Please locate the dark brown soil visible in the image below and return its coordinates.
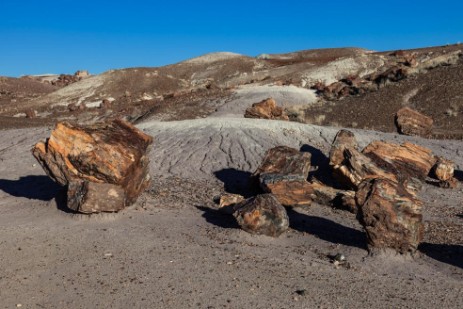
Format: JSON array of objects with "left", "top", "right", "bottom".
[{"left": 304, "top": 60, "right": 463, "bottom": 139}]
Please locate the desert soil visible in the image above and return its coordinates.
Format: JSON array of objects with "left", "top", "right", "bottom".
[
  {"left": 0, "top": 119, "right": 462, "bottom": 308},
  {"left": 1, "top": 45, "right": 462, "bottom": 308}
]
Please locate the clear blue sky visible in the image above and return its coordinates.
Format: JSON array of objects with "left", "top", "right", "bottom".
[{"left": 1, "top": 0, "right": 462, "bottom": 77}]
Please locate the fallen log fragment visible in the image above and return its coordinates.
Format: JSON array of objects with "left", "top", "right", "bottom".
[
  {"left": 254, "top": 146, "right": 312, "bottom": 206},
  {"left": 356, "top": 178, "right": 424, "bottom": 255},
  {"left": 306, "top": 181, "right": 357, "bottom": 213},
  {"left": 362, "top": 141, "right": 436, "bottom": 181},
  {"left": 395, "top": 107, "right": 433, "bottom": 137},
  {"left": 32, "top": 119, "right": 153, "bottom": 213},
  {"left": 233, "top": 194, "right": 289, "bottom": 237},
  {"left": 431, "top": 157, "right": 457, "bottom": 188}
]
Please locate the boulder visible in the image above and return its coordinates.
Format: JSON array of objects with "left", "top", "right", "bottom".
[
  {"left": 244, "top": 98, "right": 289, "bottom": 120},
  {"left": 356, "top": 178, "right": 424, "bottom": 254},
  {"left": 32, "top": 119, "right": 153, "bottom": 213},
  {"left": 254, "top": 146, "right": 312, "bottom": 206},
  {"left": 395, "top": 107, "right": 433, "bottom": 137},
  {"left": 363, "top": 141, "right": 436, "bottom": 181},
  {"left": 233, "top": 194, "right": 289, "bottom": 237}
]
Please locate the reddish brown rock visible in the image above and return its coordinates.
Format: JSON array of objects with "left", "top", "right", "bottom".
[
  {"left": 356, "top": 178, "right": 424, "bottom": 254},
  {"left": 25, "top": 109, "right": 37, "bottom": 118},
  {"left": 32, "top": 119, "right": 153, "bottom": 213},
  {"left": 331, "top": 146, "right": 397, "bottom": 190},
  {"left": 432, "top": 157, "right": 455, "bottom": 181},
  {"left": 233, "top": 194, "right": 289, "bottom": 237},
  {"left": 244, "top": 98, "right": 289, "bottom": 121},
  {"left": 431, "top": 157, "right": 457, "bottom": 188},
  {"left": 329, "top": 129, "right": 358, "bottom": 167},
  {"left": 395, "top": 107, "right": 433, "bottom": 137},
  {"left": 218, "top": 193, "right": 245, "bottom": 214},
  {"left": 363, "top": 141, "right": 436, "bottom": 181},
  {"left": 254, "top": 146, "right": 312, "bottom": 206}
]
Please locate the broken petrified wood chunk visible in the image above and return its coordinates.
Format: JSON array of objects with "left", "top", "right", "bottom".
[
  {"left": 306, "top": 181, "right": 357, "bottom": 213},
  {"left": 233, "top": 194, "right": 289, "bottom": 237},
  {"left": 362, "top": 141, "right": 436, "bottom": 181},
  {"left": 329, "top": 129, "right": 358, "bottom": 167},
  {"left": 218, "top": 193, "right": 245, "bottom": 214},
  {"left": 254, "top": 146, "right": 312, "bottom": 206},
  {"left": 244, "top": 98, "right": 289, "bottom": 121},
  {"left": 32, "top": 119, "right": 153, "bottom": 213},
  {"left": 331, "top": 146, "right": 397, "bottom": 190},
  {"left": 395, "top": 107, "right": 433, "bottom": 137},
  {"left": 431, "top": 157, "right": 457, "bottom": 188},
  {"left": 67, "top": 181, "right": 126, "bottom": 213},
  {"left": 356, "top": 178, "right": 424, "bottom": 255}
]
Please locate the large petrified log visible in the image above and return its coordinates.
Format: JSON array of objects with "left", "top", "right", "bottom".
[
  {"left": 395, "top": 107, "right": 433, "bottom": 137},
  {"left": 331, "top": 145, "right": 398, "bottom": 190},
  {"left": 32, "top": 119, "right": 153, "bottom": 213},
  {"left": 233, "top": 194, "right": 289, "bottom": 237},
  {"left": 244, "top": 98, "right": 289, "bottom": 121},
  {"left": 254, "top": 146, "right": 312, "bottom": 206},
  {"left": 362, "top": 141, "right": 436, "bottom": 181},
  {"left": 356, "top": 178, "right": 424, "bottom": 254}
]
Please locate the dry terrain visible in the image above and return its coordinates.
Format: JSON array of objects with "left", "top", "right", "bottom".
[{"left": 0, "top": 45, "right": 462, "bottom": 308}]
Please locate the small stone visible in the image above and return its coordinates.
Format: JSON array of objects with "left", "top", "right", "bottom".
[{"left": 218, "top": 193, "right": 244, "bottom": 214}]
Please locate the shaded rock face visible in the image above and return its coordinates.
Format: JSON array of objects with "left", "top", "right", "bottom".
[
  {"left": 244, "top": 98, "right": 289, "bottom": 120},
  {"left": 395, "top": 107, "right": 433, "bottom": 137},
  {"left": 356, "top": 178, "right": 424, "bottom": 254},
  {"left": 233, "top": 194, "right": 289, "bottom": 237},
  {"left": 253, "top": 146, "right": 312, "bottom": 206},
  {"left": 32, "top": 119, "right": 153, "bottom": 213}
]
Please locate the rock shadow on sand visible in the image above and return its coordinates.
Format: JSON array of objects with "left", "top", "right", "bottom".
[
  {"left": 419, "top": 243, "right": 463, "bottom": 269},
  {"left": 286, "top": 208, "right": 367, "bottom": 250},
  {"left": 0, "top": 175, "right": 61, "bottom": 201},
  {"left": 214, "top": 168, "right": 260, "bottom": 198},
  {"left": 0, "top": 175, "right": 73, "bottom": 213},
  {"left": 195, "top": 206, "right": 239, "bottom": 229}
]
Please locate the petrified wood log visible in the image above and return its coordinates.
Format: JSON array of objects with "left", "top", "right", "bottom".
[
  {"left": 331, "top": 146, "right": 397, "bottom": 190},
  {"left": 363, "top": 141, "right": 436, "bottom": 181},
  {"left": 233, "top": 194, "right": 289, "bottom": 237},
  {"left": 329, "top": 129, "right": 358, "bottom": 167},
  {"left": 356, "top": 178, "right": 424, "bottom": 255},
  {"left": 395, "top": 107, "right": 433, "bottom": 137},
  {"left": 32, "top": 119, "right": 153, "bottom": 213},
  {"left": 254, "top": 146, "right": 312, "bottom": 206},
  {"left": 244, "top": 98, "right": 289, "bottom": 121}
]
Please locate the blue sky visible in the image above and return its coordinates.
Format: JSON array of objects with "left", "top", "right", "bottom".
[{"left": 1, "top": 0, "right": 462, "bottom": 76}]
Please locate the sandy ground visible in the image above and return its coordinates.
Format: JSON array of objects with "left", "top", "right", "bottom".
[{"left": 0, "top": 119, "right": 462, "bottom": 308}]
